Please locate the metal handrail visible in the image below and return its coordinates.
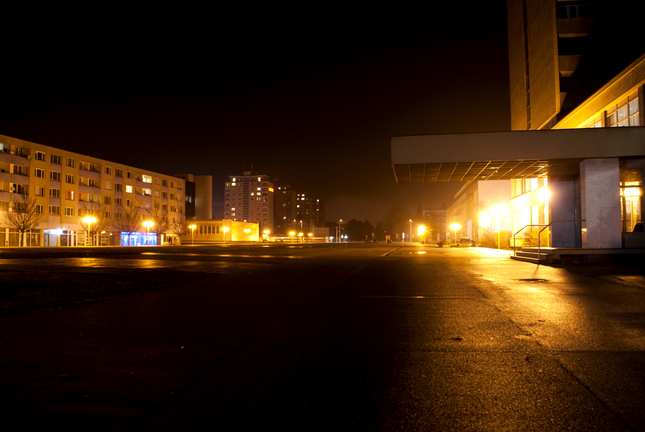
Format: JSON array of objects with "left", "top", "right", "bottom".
[
  {"left": 512, "top": 224, "right": 548, "bottom": 256},
  {"left": 537, "top": 219, "right": 585, "bottom": 259}
]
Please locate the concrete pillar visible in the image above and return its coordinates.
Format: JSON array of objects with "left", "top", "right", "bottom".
[
  {"left": 580, "top": 158, "right": 621, "bottom": 248},
  {"left": 548, "top": 175, "right": 579, "bottom": 247}
]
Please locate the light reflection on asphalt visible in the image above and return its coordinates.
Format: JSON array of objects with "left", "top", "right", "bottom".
[{"left": 0, "top": 257, "right": 259, "bottom": 272}]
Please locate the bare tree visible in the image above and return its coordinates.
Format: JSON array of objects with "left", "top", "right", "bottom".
[
  {"left": 146, "top": 203, "right": 169, "bottom": 245},
  {"left": 170, "top": 212, "right": 187, "bottom": 244},
  {"left": 5, "top": 194, "right": 42, "bottom": 247},
  {"left": 112, "top": 202, "right": 141, "bottom": 246}
]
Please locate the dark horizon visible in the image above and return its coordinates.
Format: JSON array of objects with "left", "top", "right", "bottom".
[{"left": 1, "top": 4, "right": 511, "bottom": 223}]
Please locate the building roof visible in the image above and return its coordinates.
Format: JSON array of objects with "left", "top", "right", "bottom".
[{"left": 391, "top": 127, "right": 645, "bottom": 183}]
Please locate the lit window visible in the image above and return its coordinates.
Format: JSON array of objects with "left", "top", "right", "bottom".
[{"left": 126, "top": 185, "right": 133, "bottom": 193}]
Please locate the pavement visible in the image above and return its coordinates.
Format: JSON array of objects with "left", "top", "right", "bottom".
[{"left": 1, "top": 243, "right": 644, "bottom": 431}]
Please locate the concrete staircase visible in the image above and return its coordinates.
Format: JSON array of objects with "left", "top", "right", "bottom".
[{"left": 511, "top": 247, "right": 554, "bottom": 264}]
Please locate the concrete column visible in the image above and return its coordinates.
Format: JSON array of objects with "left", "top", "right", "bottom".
[
  {"left": 548, "top": 175, "right": 578, "bottom": 247},
  {"left": 580, "top": 158, "right": 621, "bottom": 248}
]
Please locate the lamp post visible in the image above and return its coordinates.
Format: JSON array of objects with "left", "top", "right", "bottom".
[
  {"left": 490, "top": 205, "right": 508, "bottom": 249},
  {"left": 338, "top": 219, "right": 342, "bottom": 243},
  {"left": 188, "top": 224, "right": 196, "bottom": 245},
  {"left": 418, "top": 224, "right": 427, "bottom": 244},
  {"left": 222, "top": 226, "right": 230, "bottom": 243},
  {"left": 83, "top": 216, "right": 97, "bottom": 246},
  {"left": 450, "top": 223, "right": 461, "bottom": 245},
  {"left": 409, "top": 219, "right": 412, "bottom": 243},
  {"left": 143, "top": 220, "right": 154, "bottom": 245}
]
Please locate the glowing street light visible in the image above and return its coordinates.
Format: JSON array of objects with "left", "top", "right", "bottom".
[
  {"left": 188, "top": 224, "right": 196, "bottom": 245},
  {"left": 490, "top": 205, "right": 508, "bottom": 249},
  {"left": 409, "top": 219, "right": 412, "bottom": 243},
  {"left": 83, "top": 215, "right": 97, "bottom": 246},
  {"left": 143, "top": 220, "right": 154, "bottom": 245},
  {"left": 449, "top": 223, "right": 461, "bottom": 244},
  {"left": 83, "top": 216, "right": 97, "bottom": 246},
  {"left": 418, "top": 224, "right": 427, "bottom": 243},
  {"left": 222, "top": 226, "right": 230, "bottom": 243}
]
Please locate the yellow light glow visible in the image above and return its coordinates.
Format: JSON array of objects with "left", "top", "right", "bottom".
[
  {"left": 244, "top": 228, "right": 251, "bottom": 233},
  {"left": 143, "top": 220, "right": 154, "bottom": 228},
  {"left": 479, "top": 212, "right": 492, "bottom": 227},
  {"left": 83, "top": 216, "right": 97, "bottom": 224},
  {"left": 418, "top": 225, "right": 427, "bottom": 236},
  {"left": 308, "top": 233, "right": 313, "bottom": 237},
  {"left": 490, "top": 205, "right": 508, "bottom": 217},
  {"left": 298, "top": 232, "right": 303, "bottom": 237},
  {"left": 449, "top": 223, "right": 461, "bottom": 231},
  {"left": 537, "top": 187, "right": 551, "bottom": 202},
  {"left": 621, "top": 187, "right": 642, "bottom": 197},
  {"left": 188, "top": 224, "right": 196, "bottom": 230},
  {"left": 289, "top": 231, "right": 295, "bottom": 236},
  {"left": 222, "top": 227, "right": 230, "bottom": 233}
]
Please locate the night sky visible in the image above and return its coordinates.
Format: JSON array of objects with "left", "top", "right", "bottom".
[{"left": 2, "top": 5, "right": 510, "bottom": 223}]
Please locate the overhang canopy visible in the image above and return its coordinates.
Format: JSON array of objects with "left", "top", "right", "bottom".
[{"left": 391, "top": 127, "right": 645, "bottom": 183}]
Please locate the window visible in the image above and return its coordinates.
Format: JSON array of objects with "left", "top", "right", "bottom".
[
  {"left": 50, "top": 171, "right": 61, "bottom": 182},
  {"left": 162, "top": 179, "right": 168, "bottom": 187},
  {"left": 170, "top": 181, "right": 175, "bottom": 188},
  {"left": 115, "top": 183, "right": 123, "bottom": 191},
  {"left": 629, "top": 98, "right": 640, "bottom": 126},
  {"left": 51, "top": 154, "right": 61, "bottom": 164},
  {"left": 65, "top": 174, "right": 74, "bottom": 184},
  {"left": 34, "top": 151, "right": 46, "bottom": 161},
  {"left": 34, "top": 186, "right": 45, "bottom": 197},
  {"left": 104, "top": 211, "right": 111, "bottom": 219},
  {"left": 125, "top": 185, "right": 133, "bottom": 193},
  {"left": 127, "top": 171, "right": 133, "bottom": 179},
  {"left": 34, "top": 168, "right": 45, "bottom": 178},
  {"left": 104, "top": 196, "right": 112, "bottom": 205},
  {"left": 64, "top": 207, "right": 74, "bottom": 217},
  {"left": 49, "top": 188, "right": 60, "bottom": 198},
  {"left": 115, "top": 197, "right": 122, "bottom": 206},
  {"left": 49, "top": 205, "right": 60, "bottom": 215},
  {"left": 105, "top": 166, "right": 112, "bottom": 175},
  {"left": 65, "top": 190, "right": 75, "bottom": 200},
  {"left": 66, "top": 157, "right": 75, "bottom": 168},
  {"left": 104, "top": 181, "right": 112, "bottom": 190},
  {"left": 141, "top": 174, "right": 152, "bottom": 183},
  {"left": 115, "top": 169, "right": 123, "bottom": 177}
]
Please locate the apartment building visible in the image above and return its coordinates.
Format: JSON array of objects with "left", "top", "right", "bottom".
[
  {"left": 223, "top": 171, "right": 274, "bottom": 233},
  {"left": 0, "top": 134, "right": 185, "bottom": 247}
]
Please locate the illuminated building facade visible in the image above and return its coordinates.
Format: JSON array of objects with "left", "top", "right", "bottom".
[
  {"left": 223, "top": 170, "right": 274, "bottom": 233},
  {"left": 391, "top": 0, "right": 644, "bottom": 261},
  {"left": 0, "top": 133, "right": 186, "bottom": 247}
]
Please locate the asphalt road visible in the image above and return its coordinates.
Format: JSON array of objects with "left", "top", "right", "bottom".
[{"left": 1, "top": 244, "right": 645, "bottom": 431}]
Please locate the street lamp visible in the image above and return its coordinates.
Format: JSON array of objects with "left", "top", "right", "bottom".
[
  {"left": 338, "top": 219, "right": 342, "bottom": 243},
  {"left": 418, "top": 224, "right": 427, "bottom": 243},
  {"left": 222, "top": 226, "right": 230, "bottom": 243},
  {"left": 83, "top": 215, "right": 96, "bottom": 246},
  {"left": 490, "top": 205, "right": 508, "bottom": 249},
  {"left": 409, "top": 219, "right": 412, "bottom": 243},
  {"left": 188, "top": 224, "right": 196, "bottom": 245},
  {"left": 450, "top": 223, "right": 461, "bottom": 244},
  {"left": 143, "top": 220, "right": 154, "bottom": 245}
]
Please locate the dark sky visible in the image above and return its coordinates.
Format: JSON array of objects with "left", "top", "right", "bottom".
[{"left": 1, "top": 5, "right": 510, "bottom": 223}]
